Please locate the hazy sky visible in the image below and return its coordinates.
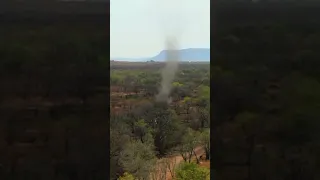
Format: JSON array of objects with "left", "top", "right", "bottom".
[{"left": 110, "top": 0, "right": 210, "bottom": 58}]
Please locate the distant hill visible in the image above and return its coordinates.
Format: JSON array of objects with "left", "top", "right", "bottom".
[
  {"left": 151, "top": 48, "right": 210, "bottom": 61},
  {"left": 113, "top": 48, "right": 210, "bottom": 62}
]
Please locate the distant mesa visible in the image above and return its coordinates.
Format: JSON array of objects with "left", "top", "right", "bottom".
[
  {"left": 152, "top": 48, "right": 210, "bottom": 62},
  {"left": 112, "top": 48, "right": 210, "bottom": 62}
]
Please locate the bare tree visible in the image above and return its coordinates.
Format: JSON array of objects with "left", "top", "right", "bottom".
[{"left": 177, "top": 128, "right": 201, "bottom": 163}]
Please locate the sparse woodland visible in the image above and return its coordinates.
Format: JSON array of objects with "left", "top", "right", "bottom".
[{"left": 110, "top": 62, "right": 210, "bottom": 180}]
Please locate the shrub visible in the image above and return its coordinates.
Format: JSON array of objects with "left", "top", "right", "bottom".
[
  {"left": 118, "top": 172, "right": 135, "bottom": 180},
  {"left": 175, "top": 162, "right": 210, "bottom": 180}
]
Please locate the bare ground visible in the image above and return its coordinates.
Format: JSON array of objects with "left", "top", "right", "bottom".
[{"left": 152, "top": 146, "right": 206, "bottom": 180}]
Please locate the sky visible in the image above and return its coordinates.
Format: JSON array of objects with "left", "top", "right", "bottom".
[{"left": 110, "top": 0, "right": 210, "bottom": 58}]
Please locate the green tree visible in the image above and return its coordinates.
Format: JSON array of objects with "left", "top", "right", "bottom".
[
  {"left": 110, "top": 117, "right": 132, "bottom": 179},
  {"left": 138, "top": 104, "right": 185, "bottom": 155},
  {"left": 118, "top": 172, "right": 136, "bottom": 180},
  {"left": 178, "top": 128, "right": 201, "bottom": 163},
  {"left": 118, "top": 140, "right": 156, "bottom": 179},
  {"left": 133, "top": 119, "right": 154, "bottom": 144},
  {"left": 194, "top": 85, "right": 210, "bottom": 128},
  {"left": 182, "top": 97, "right": 193, "bottom": 115},
  {"left": 200, "top": 129, "right": 210, "bottom": 160},
  {"left": 175, "top": 162, "right": 210, "bottom": 180}
]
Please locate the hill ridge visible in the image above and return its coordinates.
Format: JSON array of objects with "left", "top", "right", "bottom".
[{"left": 112, "top": 48, "right": 210, "bottom": 62}]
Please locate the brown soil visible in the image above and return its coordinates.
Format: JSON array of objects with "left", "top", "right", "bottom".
[
  {"left": 154, "top": 146, "right": 206, "bottom": 180},
  {"left": 199, "top": 160, "right": 210, "bottom": 169}
]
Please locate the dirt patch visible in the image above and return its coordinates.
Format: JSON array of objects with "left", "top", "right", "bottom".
[
  {"left": 153, "top": 146, "right": 206, "bottom": 180},
  {"left": 199, "top": 160, "right": 210, "bottom": 169}
]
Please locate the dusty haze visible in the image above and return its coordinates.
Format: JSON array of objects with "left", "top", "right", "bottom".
[
  {"left": 155, "top": 37, "right": 180, "bottom": 104},
  {"left": 153, "top": 0, "right": 186, "bottom": 104}
]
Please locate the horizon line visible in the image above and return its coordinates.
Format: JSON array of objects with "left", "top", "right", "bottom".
[{"left": 111, "top": 47, "right": 210, "bottom": 60}]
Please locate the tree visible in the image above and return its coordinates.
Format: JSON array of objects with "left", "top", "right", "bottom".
[
  {"left": 133, "top": 119, "right": 154, "bottom": 144},
  {"left": 110, "top": 118, "right": 132, "bottom": 179},
  {"left": 182, "top": 97, "right": 193, "bottom": 117},
  {"left": 171, "top": 81, "right": 185, "bottom": 101},
  {"left": 118, "top": 140, "right": 157, "bottom": 179},
  {"left": 175, "top": 162, "right": 210, "bottom": 180},
  {"left": 200, "top": 129, "right": 210, "bottom": 160},
  {"left": 118, "top": 172, "right": 135, "bottom": 180},
  {"left": 194, "top": 85, "right": 210, "bottom": 128},
  {"left": 178, "top": 128, "right": 201, "bottom": 163},
  {"left": 110, "top": 73, "right": 121, "bottom": 86},
  {"left": 138, "top": 104, "right": 185, "bottom": 155}
]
